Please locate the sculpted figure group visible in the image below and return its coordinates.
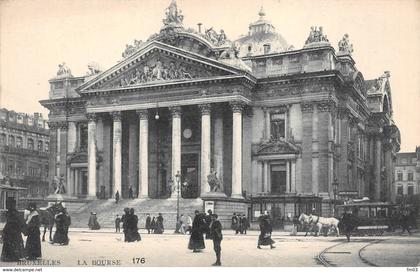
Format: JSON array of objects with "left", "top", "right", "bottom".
[
  {"left": 305, "top": 26, "right": 329, "bottom": 45},
  {"left": 204, "top": 28, "right": 227, "bottom": 46},
  {"left": 122, "top": 39, "right": 143, "bottom": 58},
  {"left": 56, "top": 62, "right": 72, "bottom": 77},
  {"left": 119, "top": 60, "right": 194, "bottom": 87}
]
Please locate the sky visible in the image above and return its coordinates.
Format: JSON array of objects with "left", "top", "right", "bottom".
[{"left": 0, "top": 0, "right": 419, "bottom": 152}]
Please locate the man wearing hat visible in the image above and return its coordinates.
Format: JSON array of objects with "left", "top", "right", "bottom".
[{"left": 210, "top": 213, "right": 223, "bottom": 266}]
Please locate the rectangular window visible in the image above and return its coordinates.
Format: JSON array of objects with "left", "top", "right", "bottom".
[
  {"left": 270, "top": 113, "right": 286, "bottom": 140},
  {"left": 397, "top": 172, "right": 403, "bottom": 181},
  {"left": 408, "top": 185, "right": 414, "bottom": 195},
  {"left": 270, "top": 164, "right": 286, "bottom": 194},
  {"left": 397, "top": 185, "right": 403, "bottom": 195},
  {"left": 408, "top": 172, "right": 413, "bottom": 181}
]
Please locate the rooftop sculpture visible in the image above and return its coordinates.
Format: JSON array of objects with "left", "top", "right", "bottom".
[
  {"left": 338, "top": 33, "right": 354, "bottom": 55},
  {"left": 305, "top": 26, "right": 329, "bottom": 45},
  {"left": 56, "top": 62, "right": 72, "bottom": 78}
]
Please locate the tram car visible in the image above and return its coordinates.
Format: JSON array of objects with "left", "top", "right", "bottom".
[{"left": 337, "top": 202, "right": 398, "bottom": 236}]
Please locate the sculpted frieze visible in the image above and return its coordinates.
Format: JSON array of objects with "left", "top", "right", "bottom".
[{"left": 259, "top": 83, "right": 334, "bottom": 98}]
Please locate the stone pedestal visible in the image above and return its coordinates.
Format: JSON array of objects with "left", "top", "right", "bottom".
[{"left": 201, "top": 195, "right": 248, "bottom": 229}]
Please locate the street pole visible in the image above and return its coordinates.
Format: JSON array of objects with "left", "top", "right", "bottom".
[
  {"left": 175, "top": 171, "right": 180, "bottom": 233},
  {"left": 332, "top": 180, "right": 338, "bottom": 217}
]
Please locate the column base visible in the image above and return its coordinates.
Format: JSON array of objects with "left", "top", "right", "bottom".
[
  {"left": 201, "top": 191, "right": 228, "bottom": 198},
  {"left": 230, "top": 194, "right": 244, "bottom": 199}
]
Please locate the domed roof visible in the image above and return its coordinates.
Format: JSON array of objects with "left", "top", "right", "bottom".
[{"left": 234, "top": 7, "right": 290, "bottom": 57}]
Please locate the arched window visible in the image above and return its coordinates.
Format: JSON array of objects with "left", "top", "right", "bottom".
[{"left": 27, "top": 138, "right": 34, "bottom": 150}]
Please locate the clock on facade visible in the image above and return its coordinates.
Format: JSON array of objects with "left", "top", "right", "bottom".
[{"left": 183, "top": 128, "right": 192, "bottom": 139}]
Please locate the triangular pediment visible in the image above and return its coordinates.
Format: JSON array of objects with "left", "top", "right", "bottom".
[{"left": 77, "top": 41, "right": 251, "bottom": 93}]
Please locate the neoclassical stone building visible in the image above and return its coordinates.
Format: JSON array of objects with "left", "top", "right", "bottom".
[{"left": 40, "top": 2, "right": 400, "bottom": 222}]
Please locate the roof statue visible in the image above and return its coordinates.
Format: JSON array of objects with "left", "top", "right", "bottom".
[
  {"left": 204, "top": 28, "right": 228, "bottom": 46},
  {"left": 86, "top": 62, "right": 102, "bottom": 76},
  {"left": 56, "top": 62, "right": 72, "bottom": 78},
  {"left": 162, "top": 0, "right": 184, "bottom": 27},
  {"left": 338, "top": 33, "right": 354, "bottom": 55},
  {"left": 305, "top": 26, "right": 329, "bottom": 46},
  {"left": 122, "top": 39, "right": 143, "bottom": 59}
]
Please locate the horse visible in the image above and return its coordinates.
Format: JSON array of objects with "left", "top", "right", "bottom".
[
  {"left": 38, "top": 202, "right": 66, "bottom": 242},
  {"left": 308, "top": 214, "right": 340, "bottom": 237},
  {"left": 298, "top": 213, "right": 320, "bottom": 236}
]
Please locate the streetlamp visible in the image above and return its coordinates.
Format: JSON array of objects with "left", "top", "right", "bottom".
[
  {"left": 175, "top": 171, "right": 181, "bottom": 233},
  {"left": 332, "top": 179, "right": 339, "bottom": 217}
]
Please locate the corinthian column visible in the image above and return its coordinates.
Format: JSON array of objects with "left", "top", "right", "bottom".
[
  {"left": 137, "top": 109, "right": 149, "bottom": 198},
  {"left": 87, "top": 113, "right": 97, "bottom": 198},
  {"left": 170, "top": 107, "right": 182, "bottom": 198},
  {"left": 230, "top": 101, "right": 244, "bottom": 198},
  {"left": 199, "top": 104, "right": 212, "bottom": 195},
  {"left": 213, "top": 105, "right": 224, "bottom": 190},
  {"left": 111, "top": 111, "right": 122, "bottom": 198}
]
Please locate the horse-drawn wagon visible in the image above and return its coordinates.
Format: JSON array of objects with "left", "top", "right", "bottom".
[{"left": 337, "top": 202, "right": 397, "bottom": 236}]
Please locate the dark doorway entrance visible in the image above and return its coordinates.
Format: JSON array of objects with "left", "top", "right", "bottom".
[
  {"left": 271, "top": 164, "right": 286, "bottom": 194},
  {"left": 81, "top": 170, "right": 88, "bottom": 195},
  {"left": 181, "top": 153, "right": 199, "bottom": 198}
]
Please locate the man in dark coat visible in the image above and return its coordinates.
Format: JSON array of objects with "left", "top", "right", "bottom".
[
  {"left": 257, "top": 211, "right": 275, "bottom": 249},
  {"left": 115, "top": 215, "right": 121, "bottom": 233},
  {"left": 115, "top": 191, "right": 120, "bottom": 204},
  {"left": 1, "top": 203, "right": 25, "bottom": 262},
  {"left": 210, "top": 214, "right": 223, "bottom": 266},
  {"left": 145, "top": 214, "right": 151, "bottom": 234},
  {"left": 231, "top": 213, "right": 239, "bottom": 234},
  {"left": 240, "top": 214, "right": 249, "bottom": 234},
  {"left": 24, "top": 203, "right": 41, "bottom": 260},
  {"left": 88, "top": 212, "right": 101, "bottom": 230},
  {"left": 188, "top": 210, "right": 206, "bottom": 252},
  {"left": 204, "top": 210, "right": 213, "bottom": 239},
  {"left": 339, "top": 212, "right": 358, "bottom": 242},
  {"left": 128, "top": 186, "right": 134, "bottom": 200}
]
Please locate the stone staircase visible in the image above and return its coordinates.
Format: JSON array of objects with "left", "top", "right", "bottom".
[{"left": 69, "top": 198, "right": 203, "bottom": 229}]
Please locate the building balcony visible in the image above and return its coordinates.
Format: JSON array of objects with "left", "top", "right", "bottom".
[{"left": 0, "top": 145, "right": 48, "bottom": 157}]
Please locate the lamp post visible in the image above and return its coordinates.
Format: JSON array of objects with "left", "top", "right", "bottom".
[
  {"left": 175, "top": 171, "right": 181, "bottom": 233},
  {"left": 332, "top": 179, "right": 339, "bottom": 217}
]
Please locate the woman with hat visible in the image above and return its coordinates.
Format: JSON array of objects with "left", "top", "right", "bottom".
[
  {"left": 24, "top": 203, "right": 41, "bottom": 259},
  {"left": 1, "top": 201, "right": 25, "bottom": 262}
]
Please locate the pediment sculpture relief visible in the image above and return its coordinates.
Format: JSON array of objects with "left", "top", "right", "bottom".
[{"left": 257, "top": 139, "right": 300, "bottom": 155}]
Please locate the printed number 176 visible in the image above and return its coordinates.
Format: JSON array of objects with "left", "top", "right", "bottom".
[{"left": 133, "top": 257, "right": 146, "bottom": 264}]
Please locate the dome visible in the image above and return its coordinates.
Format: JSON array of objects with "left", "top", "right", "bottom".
[{"left": 234, "top": 7, "right": 290, "bottom": 58}]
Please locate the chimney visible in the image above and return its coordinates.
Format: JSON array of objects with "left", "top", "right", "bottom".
[{"left": 198, "top": 23, "right": 202, "bottom": 33}]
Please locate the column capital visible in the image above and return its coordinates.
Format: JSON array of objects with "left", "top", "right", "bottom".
[
  {"left": 198, "top": 103, "right": 212, "bottom": 115},
  {"left": 301, "top": 102, "right": 314, "bottom": 113},
  {"left": 47, "top": 121, "right": 59, "bottom": 130},
  {"left": 169, "top": 106, "right": 182, "bottom": 118},
  {"left": 316, "top": 100, "right": 336, "bottom": 112},
  {"left": 110, "top": 111, "right": 122, "bottom": 121},
  {"left": 136, "top": 109, "right": 149, "bottom": 120},
  {"left": 86, "top": 113, "right": 97, "bottom": 122},
  {"left": 229, "top": 101, "right": 245, "bottom": 113}
]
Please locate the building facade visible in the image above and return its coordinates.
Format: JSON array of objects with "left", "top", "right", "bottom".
[
  {"left": 40, "top": 2, "right": 400, "bottom": 218},
  {"left": 0, "top": 108, "right": 50, "bottom": 199},
  {"left": 395, "top": 147, "right": 420, "bottom": 201}
]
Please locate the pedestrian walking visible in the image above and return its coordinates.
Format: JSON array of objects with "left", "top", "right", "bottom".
[
  {"left": 115, "top": 215, "right": 121, "bottom": 233},
  {"left": 24, "top": 203, "right": 41, "bottom": 260},
  {"left": 122, "top": 208, "right": 130, "bottom": 242},
  {"left": 145, "top": 214, "right": 152, "bottom": 234},
  {"left": 257, "top": 211, "right": 275, "bottom": 249},
  {"left": 88, "top": 212, "right": 101, "bottom": 230},
  {"left": 128, "top": 186, "right": 134, "bottom": 200},
  {"left": 188, "top": 210, "right": 206, "bottom": 252},
  {"left": 231, "top": 213, "right": 240, "bottom": 234},
  {"left": 400, "top": 211, "right": 412, "bottom": 235},
  {"left": 205, "top": 210, "right": 213, "bottom": 239},
  {"left": 240, "top": 214, "right": 249, "bottom": 234},
  {"left": 210, "top": 214, "right": 223, "bottom": 266},
  {"left": 154, "top": 213, "right": 164, "bottom": 234},
  {"left": 291, "top": 215, "right": 299, "bottom": 236},
  {"left": 126, "top": 208, "right": 141, "bottom": 242},
  {"left": 150, "top": 216, "right": 156, "bottom": 233},
  {"left": 52, "top": 211, "right": 70, "bottom": 245},
  {"left": 1, "top": 202, "right": 25, "bottom": 262},
  {"left": 115, "top": 190, "right": 120, "bottom": 204}
]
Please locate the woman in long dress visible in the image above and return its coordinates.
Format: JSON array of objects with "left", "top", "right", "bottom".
[
  {"left": 257, "top": 211, "right": 275, "bottom": 249},
  {"left": 24, "top": 203, "right": 41, "bottom": 260},
  {"left": 188, "top": 210, "right": 206, "bottom": 252},
  {"left": 126, "top": 208, "right": 141, "bottom": 242},
  {"left": 1, "top": 204, "right": 25, "bottom": 262},
  {"left": 154, "top": 213, "right": 164, "bottom": 234},
  {"left": 52, "top": 212, "right": 69, "bottom": 245}
]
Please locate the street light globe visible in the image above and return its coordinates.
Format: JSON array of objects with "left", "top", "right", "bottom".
[{"left": 155, "top": 113, "right": 160, "bottom": 120}]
